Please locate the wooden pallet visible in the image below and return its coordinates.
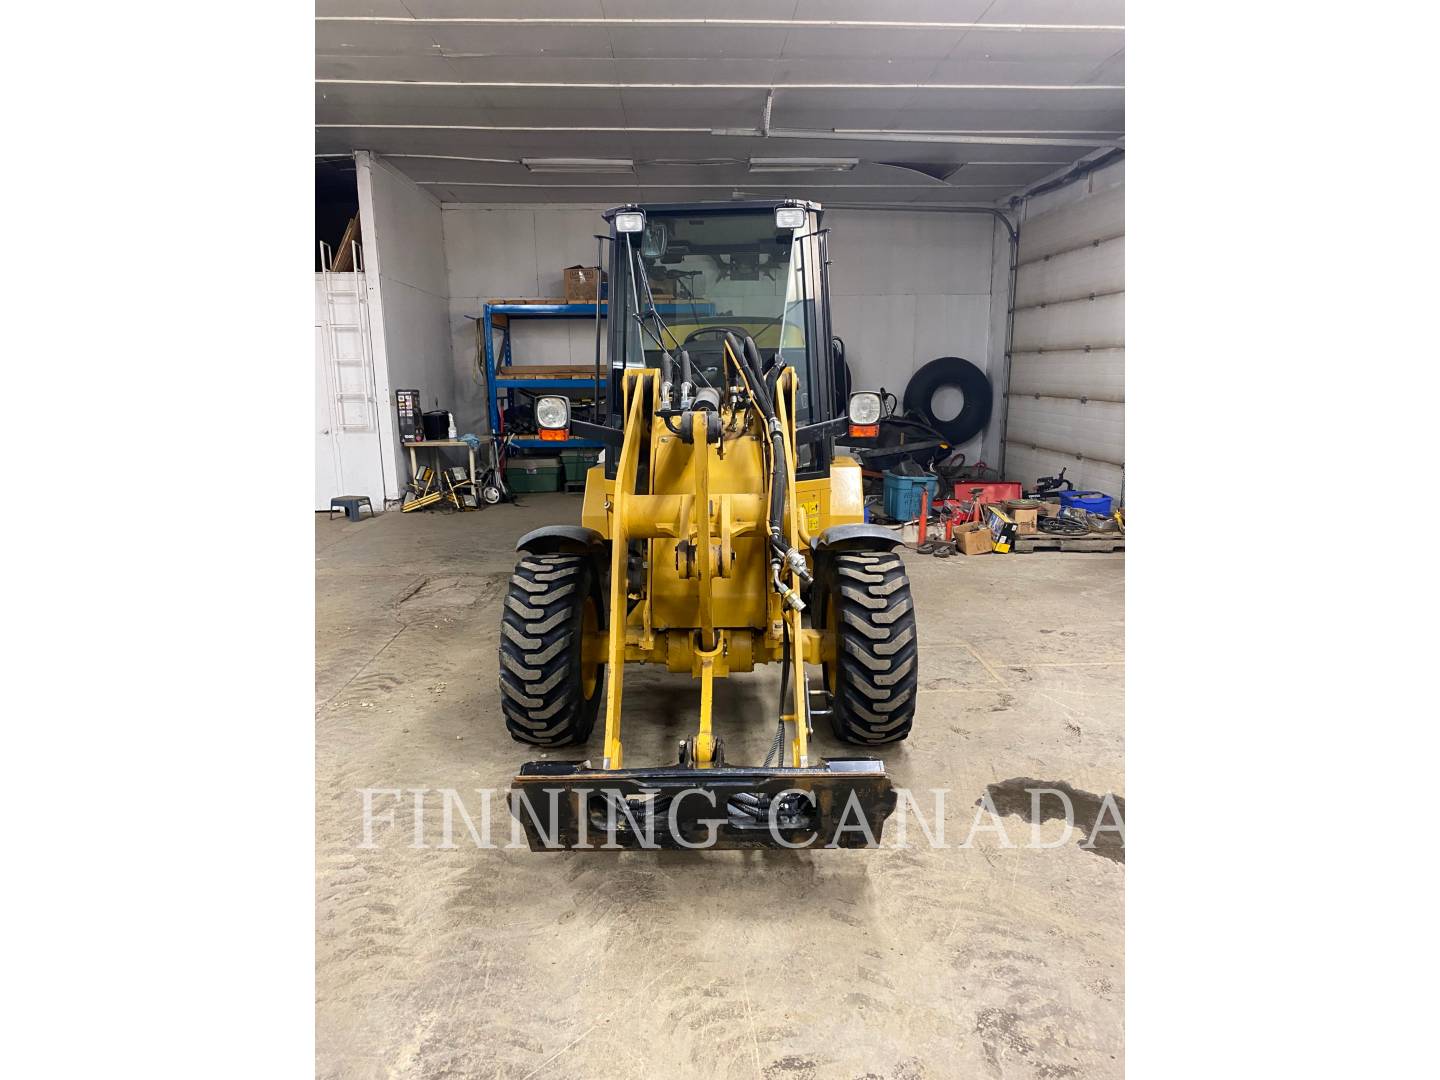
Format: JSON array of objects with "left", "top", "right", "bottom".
[{"left": 1013, "top": 532, "right": 1125, "bottom": 553}]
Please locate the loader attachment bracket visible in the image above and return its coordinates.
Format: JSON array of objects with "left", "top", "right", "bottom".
[{"left": 509, "top": 758, "right": 897, "bottom": 851}]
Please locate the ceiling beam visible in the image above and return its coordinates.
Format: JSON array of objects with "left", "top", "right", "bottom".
[
  {"left": 319, "top": 154, "right": 1070, "bottom": 169},
  {"left": 318, "top": 79, "right": 1122, "bottom": 91},
  {"left": 316, "top": 124, "right": 1119, "bottom": 150},
  {"left": 316, "top": 17, "right": 1123, "bottom": 32},
  {"left": 316, "top": 124, "right": 709, "bottom": 132},
  {"left": 411, "top": 182, "right": 1010, "bottom": 189}
]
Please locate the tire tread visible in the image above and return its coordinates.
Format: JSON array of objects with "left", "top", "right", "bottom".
[
  {"left": 823, "top": 553, "right": 919, "bottom": 744},
  {"left": 497, "top": 553, "right": 601, "bottom": 747}
]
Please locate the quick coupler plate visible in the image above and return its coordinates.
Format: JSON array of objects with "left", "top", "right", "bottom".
[{"left": 509, "top": 758, "right": 898, "bottom": 851}]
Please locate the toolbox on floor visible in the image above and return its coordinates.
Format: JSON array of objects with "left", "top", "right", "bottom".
[
  {"left": 883, "top": 472, "right": 939, "bottom": 522},
  {"left": 1060, "top": 490, "right": 1113, "bottom": 516},
  {"left": 946, "top": 481, "right": 1022, "bottom": 505},
  {"left": 504, "top": 456, "right": 563, "bottom": 493}
]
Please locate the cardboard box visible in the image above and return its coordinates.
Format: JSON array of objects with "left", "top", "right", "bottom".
[
  {"left": 1010, "top": 506, "right": 1039, "bottom": 535},
  {"left": 1038, "top": 500, "right": 1062, "bottom": 519},
  {"left": 954, "top": 522, "right": 993, "bottom": 556},
  {"left": 563, "top": 265, "right": 607, "bottom": 302}
]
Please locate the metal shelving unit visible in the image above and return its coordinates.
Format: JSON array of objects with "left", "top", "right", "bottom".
[{"left": 479, "top": 299, "right": 714, "bottom": 450}]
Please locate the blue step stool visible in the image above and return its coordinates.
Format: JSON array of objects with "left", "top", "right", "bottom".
[{"left": 329, "top": 495, "right": 374, "bottom": 522}]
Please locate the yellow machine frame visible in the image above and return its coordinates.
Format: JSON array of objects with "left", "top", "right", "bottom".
[
  {"left": 577, "top": 357, "right": 864, "bottom": 772},
  {"left": 503, "top": 201, "right": 911, "bottom": 852}
]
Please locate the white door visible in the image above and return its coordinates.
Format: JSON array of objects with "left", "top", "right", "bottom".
[
  {"left": 316, "top": 324, "right": 342, "bottom": 507},
  {"left": 315, "top": 271, "right": 386, "bottom": 510}
]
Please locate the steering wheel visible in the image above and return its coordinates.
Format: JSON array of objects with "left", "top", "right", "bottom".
[{"left": 682, "top": 325, "right": 758, "bottom": 346}]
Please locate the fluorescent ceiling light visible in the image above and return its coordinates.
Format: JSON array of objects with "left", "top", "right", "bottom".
[
  {"left": 521, "top": 158, "right": 634, "bottom": 174},
  {"left": 715, "top": 127, "right": 1118, "bottom": 149},
  {"left": 748, "top": 157, "right": 858, "bottom": 173}
]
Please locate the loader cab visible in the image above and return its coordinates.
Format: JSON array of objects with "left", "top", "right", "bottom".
[{"left": 601, "top": 199, "right": 839, "bottom": 474}]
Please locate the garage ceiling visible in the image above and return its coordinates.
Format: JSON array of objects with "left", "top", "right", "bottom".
[{"left": 316, "top": 1, "right": 1124, "bottom": 206}]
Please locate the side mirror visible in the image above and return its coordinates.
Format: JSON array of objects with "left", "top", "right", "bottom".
[{"left": 641, "top": 220, "right": 668, "bottom": 259}]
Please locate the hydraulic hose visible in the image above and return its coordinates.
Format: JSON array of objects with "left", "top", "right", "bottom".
[
  {"left": 679, "top": 348, "right": 694, "bottom": 406},
  {"left": 660, "top": 348, "right": 707, "bottom": 439},
  {"left": 744, "top": 336, "right": 788, "bottom": 553},
  {"left": 725, "top": 334, "right": 784, "bottom": 546},
  {"left": 727, "top": 332, "right": 772, "bottom": 415},
  {"left": 659, "top": 348, "right": 675, "bottom": 403},
  {"left": 764, "top": 620, "right": 792, "bottom": 767},
  {"left": 724, "top": 333, "right": 810, "bottom": 603}
]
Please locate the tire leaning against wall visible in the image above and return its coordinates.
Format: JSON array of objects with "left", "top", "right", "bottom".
[{"left": 903, "top": 356, "right": 993, "bottom": 445}]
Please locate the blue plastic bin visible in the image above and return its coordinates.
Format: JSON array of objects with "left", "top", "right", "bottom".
[
  {"left": 1060, "top": 490, "right": 1113, "bottom": 516},
  {"left": 883, "top": 472, "right": 939, "bottom": 522}
]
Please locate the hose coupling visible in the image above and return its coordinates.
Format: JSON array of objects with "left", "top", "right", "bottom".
[
  {"left": 772, "top": 563, "right": 806, "bottom": 612},
  {"left": 782, "top": 546, "right": 813, "bottom": 584}
]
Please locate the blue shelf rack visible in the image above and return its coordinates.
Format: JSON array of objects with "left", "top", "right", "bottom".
[{"left": 478, "top": 300, "right": 714, "bottom": 451}]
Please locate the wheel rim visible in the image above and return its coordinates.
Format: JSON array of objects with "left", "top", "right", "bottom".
[{"left": 580, "top": 597, "right": 600, "bottom": 698}]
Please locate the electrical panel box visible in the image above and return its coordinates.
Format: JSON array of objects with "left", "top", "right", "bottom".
[{"left": 396, "top": 389, "right": 424, "bottom": 443}]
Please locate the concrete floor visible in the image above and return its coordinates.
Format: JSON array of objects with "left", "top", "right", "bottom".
[{"left": 317, "top": 495, "right": 1124, "bottom": 1080}]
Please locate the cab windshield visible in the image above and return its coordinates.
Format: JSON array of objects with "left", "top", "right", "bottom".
[{"left": 611, "top": 208, "right": 822, "bottom": 421}]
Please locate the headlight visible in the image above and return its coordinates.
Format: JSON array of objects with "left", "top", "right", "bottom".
[
  {"left": 774, "top": 206, "right": 806, "bottom": 230},
  {"left": 848, "top": 391, "right": 882, "bottom": 426},
  {"left": 847, "top": 391, "right": 881, "bottom": 438},
  {"left": 614, "top": 210, "right": 645, "bottom": 234},
  {"left": 535, "top": 396, "right": 570, "bottom": 430}
]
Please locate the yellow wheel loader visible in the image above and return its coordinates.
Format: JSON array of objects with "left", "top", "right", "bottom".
[{"left": 500, "top": 200, "right": 917, "bottom": 850}]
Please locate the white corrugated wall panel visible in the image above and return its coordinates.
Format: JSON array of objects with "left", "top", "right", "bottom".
[
  {"left": 1002, "top": 163, "right": 1125, "bottom": 499},
  {"left": 1011, "top": 292, "right": 1124, "bottom": 352},
  {"left": 1014, "top": 236, "right": 1124, "bottom": 307},
  {"left": 1004, "top": 445, "right": 1124, "bottom": 502},
  {"left": 1008, "top": 349, "right": 1124, "bottom": 401},
  {"left": 1006, "top": 396, "right": 1124, "bottom": 465},
  {"left": 1016, "top": 184, "right": 1124, "bottom": 262}
]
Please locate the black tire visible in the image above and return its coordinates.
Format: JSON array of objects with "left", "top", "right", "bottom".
[
  {"left": 817, "top": 552, "right": 919, "bottom": 744},
  {"left": 903, "top": 357, "right": 993, "bottom": 445},
  {"left": 498, "top": 552, "right": 603, "bottom": 746}
]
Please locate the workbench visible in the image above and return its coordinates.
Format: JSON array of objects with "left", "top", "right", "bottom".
[{"left": 404, "top": 438, "right": 489, "bottom": 493}]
